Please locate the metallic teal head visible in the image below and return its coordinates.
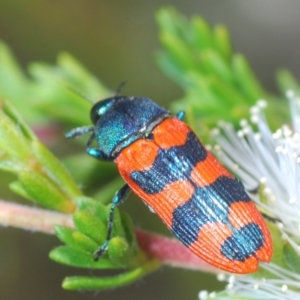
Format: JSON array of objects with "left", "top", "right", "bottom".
[{"left": 91, "top": 96, "right": 169, "bottom": 158}]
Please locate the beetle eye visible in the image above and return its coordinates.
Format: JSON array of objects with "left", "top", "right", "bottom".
[
  {"left": 90, "top": 98, "right": 116, "bottom": 124},
  {"left": 90, "top": 104, "right": 101, "bottom": 124}
]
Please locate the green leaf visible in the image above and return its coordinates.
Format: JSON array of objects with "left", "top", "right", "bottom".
[
  {"left": 32, "top": 141, "right": 82, "bottom": 198},
  {"left": 159, "top": 32, "right": 194, "bottom": 70},
  {"left": 57, "top": 52, "right": 109, "bottom": 97},
  {"left": 0, "top": 40, "right": 28, "bottom": 102},
  {"left": 72, "top": 231, "right": 99, "bottom": 253},
  {"left": 49, "top": 246, "right": 117, "bottom": 269},
  {"left": 54, "top": 225, "right": 77, "bottom": 246},
  {"left": 75, "top": 196, "right": 108, "bottom": 223},
  {"left": 0, "top": 102, "right": 33, "bottom": 161},
  {"left": 18, "top": 170, "right": 75, "bottom": 212},
  {"left": 62, "top": 260, "right": 161, "bottom": 291},
  {"left": 191, "top": 16, "right": 213, "bottom": 50},
  {"left": 9, "top": 181, "right": 32, "bottom": 199},
  {"left": 54, "top": 226, "right": 99, "bottom": 254},
  {"left": 73, "top": 210, "right": 106, "bottom": 244},
  {"left": 28, "top": 53, "right": 111, "bottom": 127},
  {"left": 0, "top": 99, "right": 82, "bottom": 212},
  {"left": 213, "top": 25, "right": 232, "bottom": 60},
  {"left": 276, "top": 69, "right": 300, "bottom": 95},
  {"left": 155, "top": 7, "right": 277, "bottom": 139},
  {"left": 108, "top": 237, "right": 131, "bottom": 267},
  {"left": 232, "top": 54, "right": 265, "bottom": 102},
  {"left": 120, "top": 212, "right": 140, "bottom": 256}
]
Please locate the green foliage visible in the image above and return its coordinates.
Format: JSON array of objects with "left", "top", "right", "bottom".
[
  {"left": 28, "top": 53, "right": 110, "bottom": 127},
  {"left": 0, "top": 40, "right": 110, "bottom": 126},
  {"left": 276, "top": 69, "right": 300, "bottom": 96},
  {"left": 62, "top": 259, "right": 161, "bottom": 291},
  {"left": 156, "top": 7, "right": 292, "bottom": 139},
  {"left": 50, "top": 197, "right": 159, "bottom": 291},
  {"left": 0, "top": 100, "right": 78, "bottom": 212}
]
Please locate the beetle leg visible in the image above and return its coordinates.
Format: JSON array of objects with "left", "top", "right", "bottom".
[
  {"left": 94, "top": 184, "right": 131, "bottom": 261},
  {"left": 65, "top": 126, "right": 94, "bottom": 139},
  {"left": 176, "top": 110, "right": 185, "bottom": 120},
  {"left": 85, "top": 132, "right": 112, "bottom": 161}
]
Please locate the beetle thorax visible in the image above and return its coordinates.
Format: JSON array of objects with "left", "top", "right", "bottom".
[{"left": 93, "top": 97, "right": 169, "bottom": 158}]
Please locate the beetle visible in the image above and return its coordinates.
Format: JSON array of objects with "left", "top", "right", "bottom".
[{"left": 66, "top": 95, "right": 273, "bottom": 274}]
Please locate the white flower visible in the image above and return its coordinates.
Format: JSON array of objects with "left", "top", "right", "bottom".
[{"left": 199, "top": 91, "right": 300, "bottom": 300}]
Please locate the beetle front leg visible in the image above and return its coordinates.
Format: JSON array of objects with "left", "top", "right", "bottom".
[
  {"left": 65, "top": 126, "right": 94, "bottom": 139},
  {"left": 94, "top": 184, "right": 131, "bottom": 261},
  {"left": 85, "top": 132, "right": 112, "bottom": 161}
]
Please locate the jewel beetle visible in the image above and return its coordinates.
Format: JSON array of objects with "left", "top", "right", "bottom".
[{"left": 66, "top": 95, "right": 273, "bottom": 274}]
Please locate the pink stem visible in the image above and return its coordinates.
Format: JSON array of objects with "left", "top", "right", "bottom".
[
  {"left": 0, "top": 200, "right": 216, "bottom": 272},
  {"left": 136, "top": 229, "right": 216, "bottom": 271},
  {"left": 0, "top": 200, "right": 73, "bottom": 234}
]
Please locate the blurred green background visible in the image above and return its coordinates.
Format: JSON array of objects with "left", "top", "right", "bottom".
[{"left": 1, "top": 1, "right": 300, "bottom": 299}]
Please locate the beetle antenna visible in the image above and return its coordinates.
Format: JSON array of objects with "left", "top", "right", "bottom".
[{"left": 115, "top": 81, "right": 127, "bottom": 96}]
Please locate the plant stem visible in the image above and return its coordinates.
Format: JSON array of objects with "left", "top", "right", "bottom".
[
  {"left": 0, "top": 200, "right": 216, "bottom": 272},
  {"left": 0, "top": 200, "right": 73, "bottom": 233}
]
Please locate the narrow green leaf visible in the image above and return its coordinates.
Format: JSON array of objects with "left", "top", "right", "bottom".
[
  {"left": 0, "top": 161, "right": 23, "bottom": 173},
  {"left": 62, "top": 260, "right": 161, "bottom": 290},
  {"left": 73, "top": 210, "right": 106, "bottom": 244},
  {"left": 120, "top": 212, "right": 139, "bottom": 254},
  {"left": 28, "top": 62, "right": 92, "bottom": 126},
  {"left": 155, "top": 7, "right": 187, "bottom": 36},
  {"left": 32, "top": 140, "right": 82, "bottom": 198},
  {"left": 2, "top": 100, "right": 36, "bottom": 141},
  {"left": 213, "top": 25, "right": 232, "bottom": 60},
  {"left": 159, "top": 32, "right": 194, "bottom": 70},
  {"left": 232, "top": 54, "right": 265, "bottom": 102},
  {"left": 155, "top": 52, "right": 189, "bottom": 87},
  {"left": 75, "top": 197, "right": 107, "bottom": 223},
  {"left": 209, "top": 77, "right": 250, "bottom": 110},
  {"left": 0, "top": 106, "right": 31, "bottom": 160},
  {"left": 9, "top": 181, "right": 32, "bottom": 199},
  {"left": 72, "top": 231, "right": 99, "bottom": 253},
  {"left": 108, "top": 237, "right": 131, "bottom": 267},
  {"left": 54, "top": 225, "right": 109, "bottom": 265},
  {"left": 18, "top": 170, "right": 75, "bottom": 212},
  {"left": 191, "top": 16, "right": 213, "bottom": 50},
  {"left": 0, "top": 40, "right": 28, "bottom": 101},
  {"left": 49, "top": 245, "right": 117, "bottom": 269},
  {"left": 54, "top": 225, "right": 77, "bottom": 246},
  {"left": 58, "top": 53, "right": 110, "bottom": 98},
  {"left": 200, "top": 50, "right": 234, "bottom": 84},
  {"left": 276, "top": 69, "right": 300, "bottom": 95}
]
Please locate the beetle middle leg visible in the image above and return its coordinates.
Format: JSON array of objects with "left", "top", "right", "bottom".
[{"left": 94, "top": 184, "right": 131, "bottom": 261}]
